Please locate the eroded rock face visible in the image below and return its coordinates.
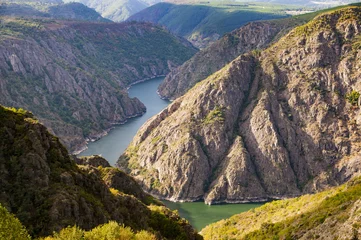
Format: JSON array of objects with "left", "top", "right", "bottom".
[
  {"left": 119, "top": 7, "right": 361, "bottom": 204},
  {"left": 0, "top": 19, "right": 196, "bottom": 152}
]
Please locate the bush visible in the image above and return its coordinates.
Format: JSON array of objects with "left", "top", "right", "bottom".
[
  {"left": 43, "top": 226, "right": 83, "bottom": 240},
  {"left": 85, "top": 221, "right": 133, "bottom": 240},
  {"left": 345, "top": 90, "right": 360, "bottom": 106},
  {"left": 42, "top": 221, "right": 157, "bottom": 240},
  {"left": 0, "top": 204, "right": 31, "bottom": 240}
]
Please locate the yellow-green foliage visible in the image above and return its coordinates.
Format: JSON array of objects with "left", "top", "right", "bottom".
[
  {"left": 201, "top": 177, "right": 361, "bottom": 239},
  {"left": 109, "top": 188, "right": 120, "bottom": 196},
  {"left": 346, "top": 90, "right": 360, "bottom": 106},
  {"left": 0, "top": 204, "right": 30, "bottom": 240},
  {"left": 42, "top": 226, "right": 83, "bottom": 240},
  {"left": 293, "top": 7, "right": 361, "bottom": 37},
  {"left": 203, "top": 106, "right": 225, "bottom": 124},
  {"left": 148, "top": 205, "right": 199, "bottom": 240},
  {"left": 42, "top": 221, "right": 156, "bottom": 240}
]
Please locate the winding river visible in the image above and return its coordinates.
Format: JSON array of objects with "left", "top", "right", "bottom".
[
  {"left": 78, "top": 77, "right": 169, "bottom": 165},
  {"left": 78, "top": 77, "right": 263, "bottom": 231}
]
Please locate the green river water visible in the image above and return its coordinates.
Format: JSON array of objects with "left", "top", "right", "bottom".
[{"left": 78, "top": 77, "right": 264, "bottom": 230}]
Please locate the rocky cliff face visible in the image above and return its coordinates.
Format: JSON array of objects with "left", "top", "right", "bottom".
[
  {"left": 0, "top": 18, "right": 197, "bottom": 152},
  {"left": 158, "top": 21, "right": 286, "bottom": 100},
  {"left": 119, "top": 6, "right": 361, "bottom": 204},
  {"left": 0, "top": 105, "right": 200, "bottom": 239}
]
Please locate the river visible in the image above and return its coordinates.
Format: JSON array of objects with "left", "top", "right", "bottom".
[
  {"left": 78, "top": 77, "right": 169, "bottom": 165},
  {"left": 78, "top": 77, "right": 263, "bottom": 231}
]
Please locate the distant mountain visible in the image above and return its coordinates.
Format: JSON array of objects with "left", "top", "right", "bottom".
[
  {"left": 63, "top": 0, "right": 150, "bottom": 22},
  {"left": 249, "top": 0, "right": 361, "bottom": 6},
  {"left": 0, "top": 2, "right": 110, "bottom": 22},
  {"left": 128, "top": 2, "right": 291, "bottom": 48}
]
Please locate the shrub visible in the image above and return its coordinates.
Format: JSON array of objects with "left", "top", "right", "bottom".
[
  {"left": 84, "top": 221, "right": 133, "bottom": 240},
  {"left": 203, "top": 106, "right": 225, "bottom": 124},
  {"left": 345, "top": 90, "right": 360, "bottom": 106},
  {"left": 0, "top": 204, "right": 30, "bottom": 240},
  {"left": 42, "top": 221, "right": 157, "bottom": 240},
  {"left": 43, "top": 226, "right": 83, "bottom": 240}
]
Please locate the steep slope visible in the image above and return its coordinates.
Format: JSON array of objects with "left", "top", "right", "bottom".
[
  {"left": 201, "top": 177, "right": 361, "bottom": 239},
  {"left": 0, "top": 105, "right": 200, "bottom": 239},
  {"left": 0, "top": 17, "right": 196, "bottom": 152},
  {"left": 119, "top": 6, "right": 361, "bottom": 204},
  {"left": 128, "top": 2, "right": 290, "bottom": 48}
]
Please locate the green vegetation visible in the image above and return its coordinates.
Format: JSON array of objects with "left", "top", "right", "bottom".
[
  {"left": 0, "top": 204, "right": 30, "bottom": 240},
  {"left": 129, "top": 2, "right": 296, "bottom": 47},
  {"left": 203, "top": 106, "right": 225, "bottom": 124},
  {"left": 0, "top": 105, "right": 200, "bottom": 239},
  {"left": 292, "top": 6, "right": 361, "bottom": 37},
  {"left": 149, "top": 205, "right": 202, "bottom": 240},
  {"left": 201, "top": 177, "right": 361, "bottom": 239},
  {"left": 0, "top": 2, "right": 109, "bottom": 22},
  {"left": 42, "top": 221, "right": 156, "bottom": 240},
  {"left": 346, "top": 90, "right": 360, "bottom": 106}
]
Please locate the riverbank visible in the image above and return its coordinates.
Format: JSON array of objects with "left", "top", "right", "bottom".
[
  {"left": 73, "top": 75, "right": 167, "bottom": 156},
  {"left": 76, "top": 77, "right": 169, "bottom": 165}
]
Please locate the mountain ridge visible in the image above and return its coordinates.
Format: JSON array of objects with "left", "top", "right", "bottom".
[
  {"left": 0, "top": 17, "right": 196, "bottom": 152},
  {"left": 118, "top": 5, "right": 361, "bottom": 204}
]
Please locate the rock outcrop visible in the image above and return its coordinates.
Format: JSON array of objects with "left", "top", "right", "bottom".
[
  {"left": 0, "top": 17, "right": 197, "bottom": 152},
  {"left": 0, "top": 105, "right": 200, "bottom": 239},
  {"left": 119, "top": 6, "right": 361, "bottom": 204}
]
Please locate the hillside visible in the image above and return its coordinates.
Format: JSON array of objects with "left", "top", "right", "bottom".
[
  {"left": 128, "top": 2, "right": 292, "bottom": 48},
  {"left": 0, "top": 17, "right": 196, "bottom": 152},
  {"left": 118, "top": 6, "right": 361, "bottom": 204},
  {"left": 158, "top": 4, "right": 360, "bottom": 100},
  {"left": 0, "top": 105, "right": 200, "bottom": 239},
  {"left": 201, "top": 177, "right": 361, "bottom": 239}
]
